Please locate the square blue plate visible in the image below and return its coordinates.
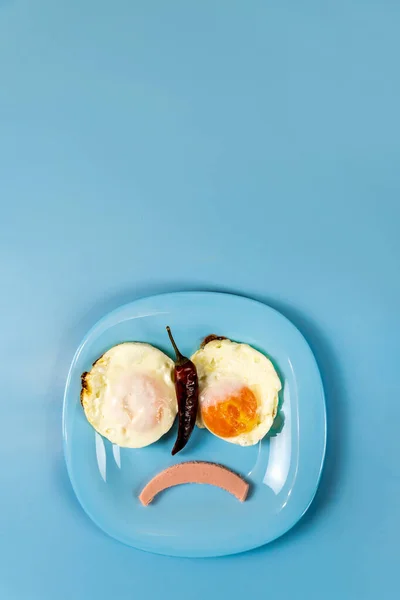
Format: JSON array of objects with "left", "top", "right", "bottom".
[{"left": 63, "top": 292, "right": 326, "bottom": 557}]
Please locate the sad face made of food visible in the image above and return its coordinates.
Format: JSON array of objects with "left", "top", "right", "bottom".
[{"left": 81, "top": 329, "right": 282, "bottom": 504}]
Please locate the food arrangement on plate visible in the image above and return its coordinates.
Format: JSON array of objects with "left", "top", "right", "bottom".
[
  {"left": 81, "top": 327, "right": 282, "bottom": 505},
  {"left": 64, "top": 291, "right": 326, "bottom": 556}
]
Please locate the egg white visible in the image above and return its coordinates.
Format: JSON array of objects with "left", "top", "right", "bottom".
[
  {"left": 81, "top": 343, "right": 177, "bottom": 448},
  {"left": 191, "top": 338, "right": 281, "bottom": 446}
]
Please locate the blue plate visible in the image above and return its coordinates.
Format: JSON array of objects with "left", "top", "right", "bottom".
[{"left": 63, "top": 292, "right": 326, "bottom": 557}]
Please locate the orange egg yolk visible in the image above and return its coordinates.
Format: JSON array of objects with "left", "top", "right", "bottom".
[{"left": 202, "top": 386, "right": 258, "bottom": 438}]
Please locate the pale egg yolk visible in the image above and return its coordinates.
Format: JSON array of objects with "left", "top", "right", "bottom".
[
  {"left": 112, "top": 373, "right": 167, "bottom": 432},
  {"left": 202, "top": 386, "right": 258, "bottom": 438}
]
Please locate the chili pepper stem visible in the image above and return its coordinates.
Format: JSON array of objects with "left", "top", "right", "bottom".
[{"left": 166, "top": 326, "right": 185, "bottom": 363}]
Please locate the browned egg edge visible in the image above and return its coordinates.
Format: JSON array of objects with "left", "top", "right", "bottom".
[
  {"left": 200, "top": 334, "right": 228, "bottom": 348},
  {"left": 80, "top": 352, "right": 105, "bottom": 407}
]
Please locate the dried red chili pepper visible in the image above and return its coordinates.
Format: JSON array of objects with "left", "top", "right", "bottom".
[{"left": 166, "top": 326, "right": 199, "bottom": 455}]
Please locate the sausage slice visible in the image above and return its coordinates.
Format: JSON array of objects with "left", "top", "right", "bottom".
[{"left": 139, "top": 461, "right": 249, "bottom": 505}]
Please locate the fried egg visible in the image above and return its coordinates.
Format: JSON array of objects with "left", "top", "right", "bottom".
[
  {"left": 81, "top": 343, "right": 177, "bottom": 448},
  {"left": 191, "top": 338, "right": 281, "bottom": 446}
]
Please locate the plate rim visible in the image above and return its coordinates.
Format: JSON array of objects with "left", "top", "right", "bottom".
[{"left": 63, "top": 290, "right": 327, "bottom": 557}]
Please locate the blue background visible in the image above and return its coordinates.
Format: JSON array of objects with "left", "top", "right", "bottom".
[{"left": 0, "top": 0, "right": 399, "bottom": 598}]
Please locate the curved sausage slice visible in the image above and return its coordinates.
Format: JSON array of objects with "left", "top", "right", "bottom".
[{"left": 139, "top": 461, "right": 249, "bottom": 505}]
